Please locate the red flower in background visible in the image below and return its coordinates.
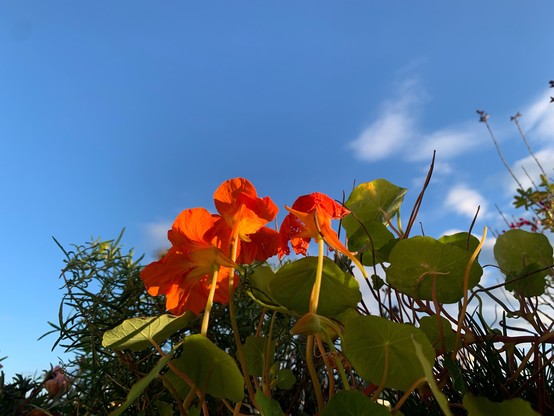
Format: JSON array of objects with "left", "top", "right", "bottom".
[{"left": 278, "top": 192, "right": 366, "bottom": 275}]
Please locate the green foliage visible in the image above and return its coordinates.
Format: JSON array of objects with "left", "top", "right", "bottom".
[
  {"left": 102, "top": 312, "right": 193, "bottom": 351},
  {"left": 29, "top": 172, "right": 554, "bottom": 415},
  {"left": 343, "top": 315, "right": 435, "bottom": 391},
  {"left": 386, "top": 236, "right": 483, "bottom": 303},
  {"left": 270, "top": 256, "right": 361, "bottom": 317},
  {"left": 494, "top": 229, "right": 553, "bottom": 296},
  {"left": 463, "top": 393, "right": 541, "bottom": 416},
  {"left": 43, "top": 232, "right": 174, "bottom": 415},
  {"left": 322, "top": 390, "right": 391, "bottom": 416},
  {"left": 513, "top": 174, "right": 554, "bottom": 233},
  {"left": 171, "top": 335, "right": 244, "bottom": 402}
]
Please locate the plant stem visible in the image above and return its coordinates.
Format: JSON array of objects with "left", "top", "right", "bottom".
[
  {"left": 306, "top": 237, "right": 326, "bottom": 413},
  {"left": 452, "top": 227, "right": 487, "bottom": 359},
  {"left": 227, "top": 235, "right": 258, "bottom": 408},
  {"left": 200, "top": 266, "right": 220, "bottom": 336},
  {"left": 326, "top": 333, "right": 350, "bottom": 390},
  {"left": 315, "top": 335, "right": 335, "bottom": 398},
  {"left": 309, "top": 237, "right": 325, "bottom": 314},
  {"left": 306, "top": 335, "right": 325, "bottom": 413}
]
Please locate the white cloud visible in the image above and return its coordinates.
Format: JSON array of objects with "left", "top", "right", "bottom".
[
  {"left": 505, "top": 148, "right": 554, "bottom": 194},
  {"left": 349, "top": 81, "right": 482, "bottom": 163},
  {"left": 497, "top": 93, "right": 554, "bottom": 196},
  {"left": 520, "top": 91, "right": 554, "bottom": 143},
  {"left": 444, "top": 184, "right": 489, "bottom": 219},
  {"left": 348, "top": 81, "right": 422, "bottom": 161},
  {"left": 142, "top": 221, "right": 171, "bottom": 255},
  {"left": 408, "top": 124, "right": 482, "bottom": 162}
]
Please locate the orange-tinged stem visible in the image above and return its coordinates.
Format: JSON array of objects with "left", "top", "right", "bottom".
[
  {"left": 452, "top": 227, "right": 487, "bottom": 360},
  {"left": 305, "top": 237, "right": 326, "bottom": 413},
  {"left": 306, "top": 335, "right": 324, "bottom": 413},
  {"left": 201, "top": 266, "right": 220, "bottom": 336},
  {"left": 228, "top": 235, "right": 258, "bottom": 409},
  {"left": 309, "top": 237, "right": 325, "bottom": 314}
]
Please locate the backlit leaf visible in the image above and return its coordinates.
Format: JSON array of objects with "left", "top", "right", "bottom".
[
  {"left": 255, "top": 391, "right": 285, "bottom": 416},
  {"left": 419, "top": 315, "right": 456, "bottom": 353},
  {"left": 243, "top": 335, "right": 275, "bottom": 376},
  {"left": 102, "top": 312, "right": 193, "bottom": 351},
  {"left": 494, "top": 229, "right": 553, "bottom": 296},
  {"left": 343, "top": 315, "right": 434, "bottom": 391},
  {"left": 270, "top": 256, "right": 361, "bottom": 317},
  {"left": 342, "top": 179, "right": 406, "bottom": 264},
  {"left": 463, "top": 393, "right": 540, "bottom": 415},
  {"left": 322, "top": 390, "right": 391, "bottom": 416},
  {"left": 170, "top": 335, "right": 244, "bottom": 402},
  {"left": 386, "top": 236, "right": 482, "bottom": 303}
]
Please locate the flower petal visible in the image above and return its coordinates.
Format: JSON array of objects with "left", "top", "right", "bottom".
[
  {"left": 237, "top": 226, "right": 279, "bottom": 263},
  {"left": 214, "top": 178, "right": 278, "bottom": 240},
  {"left": 140, "top": 247, "right": 193, "bottom": 297},
  {"left": 169, "top": 208, "right": 218, "bottom": 249}
]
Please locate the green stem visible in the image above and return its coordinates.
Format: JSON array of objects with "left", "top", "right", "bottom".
[
  {"left": 326, "top": 333, "right": 350, "bottom": 390},
  {"left": 200, "top": 266, "right": 220, "bottom": 337},
  {"left": 452, "top": 227, "right": 487, "bottom": 359},
  {"left": 309, "top": 237, "right": 325, "bottom": 314},
  {"left": 228, "top": 235, "right": 258, "bottom": 409},
  {"left": 306, "top": 335, "right": 325, "bottom": 413},
  {"left": 306, "top": 237, "right": 326, "bottom": 413}
]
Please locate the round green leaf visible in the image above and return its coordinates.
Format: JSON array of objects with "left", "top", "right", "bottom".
[
  {"left": 270, "top": 256, "right": 361, "bottom": 317},
  {"left": 419, "top": 316, "right": 456, "bottom": 353},
  {"left": 343, "top": 178, "right": 408, "bottom": 228},
  {"left": 247, "top": 266, "right": 290, "bottom": 313},
  {"left": 255, "top": 391, "right": 285, "bottom": 416},
  {"left": 439, "top": 232, "right": 480, "bottom": 254},
  {"left": 343, "top": 315, "right": 435, "bottom": 391},
  {"left": 170, "top": 335, "right": 244, "bottom": 402},
  {"left": 273, "top": 368, "right": 296, "bottom": 390},
  {"left": 242, "top": 335, "right": 275, "bottom": 376},
  {"left": 386, "top": 236, "right": 483, "bottom": 303},
  {"left": 347, "top": 220, "right": 396, "bottom": 266},
  {"left": 494, "top": 229, "right": 553, "bottom": 297},
  {"left": 342, "top": 178, "right": 406, "bottom": 265},
  {"left": 322, "top": 390, "right": 391, "bottom": 416},
  {"left": 463, "top": 393, "right": 540, "bottom": 416}
]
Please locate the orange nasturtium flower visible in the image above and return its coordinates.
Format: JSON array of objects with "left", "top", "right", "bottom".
[
  {"left": 213, "top": 177, "right": 279, "bottom": 263},
  {"left": 278, "top": 192, "right": 367, "bottom": 276},
  {"left": 141, "top": 207, "right": 237, "bottom": 315},
  {"left": 140, "top": 178, "right": 279, "bottom": 316}
]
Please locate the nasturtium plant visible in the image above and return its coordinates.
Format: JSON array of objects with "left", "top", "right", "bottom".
[
  {"left": 242, "top": 335, "right": 275, "bottom": 377},
  {"left": 494, "top": 229, "right": 553, "bottom": 296},
  {"left": 386, "top": 236, "right": 483, "bottom": 303},
  {"left": 439, "top": 231, "right": 481, "bottom": 254},
  {"left": 270, "top": 256, "right": 362, "bottom": 317},
  {"left": 343, "top": 315, "right": 435, "bottom": 391},
  {"left": 321, "top": 390, "right": 392, "bottom": 416},
  {"left": 246, "top": 265, "right": 289, "bottom": 313},
  {"left": 342, "top": 179, "right": 407, "bottom": 265},
  {"left": 419, "top": 315, "right": 457, "bottom": 353},
  {"left": 51, "top": 174, "right": 553, "bottom": 415},
  {"left": 343, "top": 178, "right": 408, "bottom": 225},
  {"left": 170, "top": 335, "right": 244, "bottom": 403},
  {"left": 255, "top": 391, "right": 285, "bottom": 416},
  {"left": 463, "top": 393, "right": 540, "bottom": 416}
]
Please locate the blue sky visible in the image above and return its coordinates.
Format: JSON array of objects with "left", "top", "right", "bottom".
[{"left": 1, "top": 2, "right": 553, "bottom": 379}]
